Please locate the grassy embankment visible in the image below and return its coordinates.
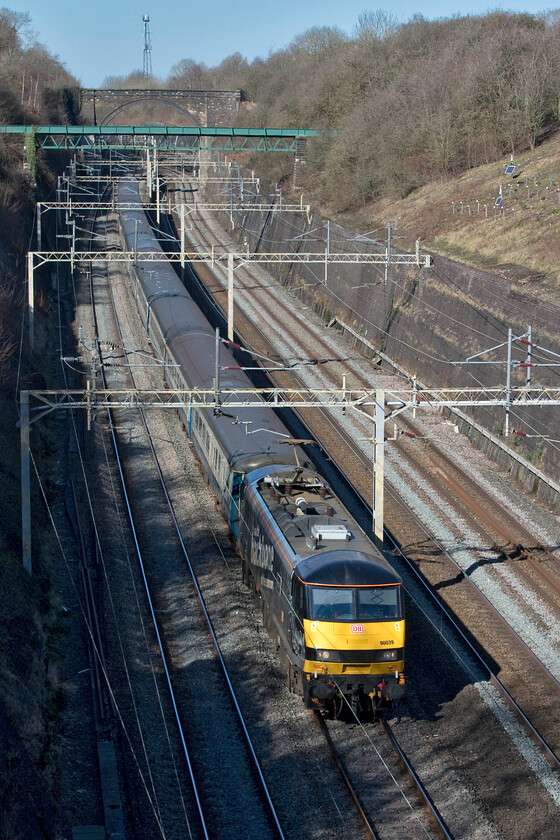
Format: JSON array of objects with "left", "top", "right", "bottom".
[{"left": 341, "top": 134, "right": 560, "bottom": 299}]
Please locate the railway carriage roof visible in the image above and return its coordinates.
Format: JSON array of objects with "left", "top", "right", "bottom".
[{"left": 118, "top": 179, "right": 305, "bottom": 476}]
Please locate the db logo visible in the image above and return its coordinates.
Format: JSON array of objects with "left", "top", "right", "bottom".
[{"left": 351, "top": 624, "right": 364, "bottom": 634}]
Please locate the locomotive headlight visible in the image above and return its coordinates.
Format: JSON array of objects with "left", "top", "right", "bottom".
[
  {"left": 382, "top": 650, "right": 396, "bottom": 660},
  {"left": 311, "top": 649, "right": 341, "bottom": 662}
]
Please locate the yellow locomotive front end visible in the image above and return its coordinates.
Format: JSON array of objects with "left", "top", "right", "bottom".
[
  {"left": 299, "top": 581, "right": 405, "bottom": 716},
  {"left": 241, "top": 468, "right": 406, "bottom": 718}
]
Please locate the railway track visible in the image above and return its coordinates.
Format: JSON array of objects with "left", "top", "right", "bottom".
[
  {"left": 170, "top": 179, "right": 560, "bottom": 645},
  {"left": 151, "top": 201, "right": 459, "bottom": 836},
  {"left": 288, "top": 392, "right": 560, "bottom": 766},
  {"left": 317, "top": 711, "right": 452, "bottom": 840},
  {"left": 159, "top": 176, "right": 560, "bottom": 836},
  {"left": 107, "top": 173, "right": 460, "bottom": 838},
  {"left": 85, "top": 192, "right": 287, "bottom": 839},
  {"left": 61, "top": 182, "right": 130, "bottom": 839},
  {"left": 67, "top": 167, "right": 414, "bottom": 840},
  {"left": 113, "top": 180, "right": 453, "bottom": 839},
  {"left": 392, "top": 421, "right": 560, "bottom": 607},
  {"left": 57, "top": 161, "right": 560, "bottom": 839},
  {"left": 171, "top": 181, "right": 560, "bottom": 591}
]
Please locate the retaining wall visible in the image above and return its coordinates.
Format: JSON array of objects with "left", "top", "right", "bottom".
[{"left": 201, "top": 179, "right": 560, "bottom": 511}]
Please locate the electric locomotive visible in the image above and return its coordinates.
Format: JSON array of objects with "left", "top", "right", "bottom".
[
  {"left": 238, "top": 465, "right": 404, "bottom": 714},
  {"left": 117, "top": 179, "right": 406, "bottom": 716}
]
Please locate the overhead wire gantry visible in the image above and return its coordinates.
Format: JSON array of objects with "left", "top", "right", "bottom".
[{"left": 20, "top": 384, "right": 560, "bottom": 573}]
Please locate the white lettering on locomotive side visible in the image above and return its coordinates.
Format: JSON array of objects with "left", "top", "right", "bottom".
[
  {"left": 261, "top": 540, "right": 274, "bottom": 571},
  {"left": 251, "top": 534, "right": 274, "bottom": 571}
]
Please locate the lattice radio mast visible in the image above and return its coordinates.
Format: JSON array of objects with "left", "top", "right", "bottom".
[{"left": 142, "top": 14, "right": 152, "bottom": 78}]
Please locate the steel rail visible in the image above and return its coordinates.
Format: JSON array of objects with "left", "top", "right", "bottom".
[
  {"left": 380, "top": 719, "right": 452, "bottom": 840},
  {"left": 293, "top": 382, "right": 560, "bottom": 772},
  {"left": 94, "top": 186, "right": 286, "bottom": 838},
  {"left": 282, "top": 388, "right": 560, "bottom": 777},
  {"left": 84, "top": 187, "right": 212, "bottom": 840},
  {"left": 72, "top": 181, "right": 130, "bottom": 839},
  {"left": 393, "top": 436, "right": 560, "bottom": 617},
  {"left": 394, "top": 418, "right": 560, "bottom": 575},
  {"left": 313, "top": 712, "right": 380, "bottom": 840},
  {"left": 160, "top": 187, "right": 455, "bottom": 838},
  {"left": 187, "top": 217, "right": 560, "bottom": 740},
  {"left": 381, "top": 482, "right": 560, "bottom": 767},
  {"left": 154, "top": 190, "right": 440, "bottom": 839},
  {"left": 71, "top": 477, "right": 110, "bottom": 727},
  {"left": 275, "top": 369, "right": 560, "bottom": 774}
]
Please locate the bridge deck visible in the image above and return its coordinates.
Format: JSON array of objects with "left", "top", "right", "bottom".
[
  {"left": 0, "top": 125, "right": 320, "bottom": 136},
  {"left": 0, "top": 125, "right": 321, "bottom": 150}
]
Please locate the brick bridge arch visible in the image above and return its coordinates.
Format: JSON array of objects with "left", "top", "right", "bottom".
[
  {"left": 80, "top": 89, "right": 242, "bottom": 128},
  {"left": 100, "top": 97, "right": 200, "bottom": 127}
]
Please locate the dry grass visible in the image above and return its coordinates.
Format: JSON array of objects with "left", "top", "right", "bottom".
[{"left": 334, "top": 133, "right": 560, "bottom": 296}]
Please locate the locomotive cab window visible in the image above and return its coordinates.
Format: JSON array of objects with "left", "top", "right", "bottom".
[
  {"left": 309, "top": 585, "right": 402, "bottom": 622},
  {"left": 357, "top": 585, "right": 402, "bottom": 620},
  {"left": 310, "top": 587, "right": 353, "bottom": 621}
]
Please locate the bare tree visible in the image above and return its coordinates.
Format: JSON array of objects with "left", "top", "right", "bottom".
[
  {"left": 168, "top": 58, "right": 208, "bottom": 89},
  {"left": 353, "top": 10, "right": 400, "bottom": 41}
]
